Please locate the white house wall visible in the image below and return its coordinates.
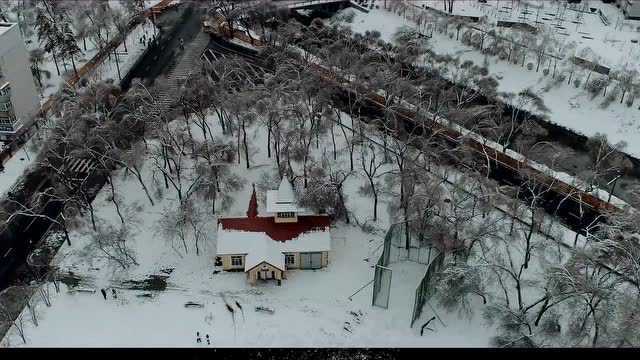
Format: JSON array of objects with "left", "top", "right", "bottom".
[{"left": 0, "top": 23, "right": 40, "bottom": 135}]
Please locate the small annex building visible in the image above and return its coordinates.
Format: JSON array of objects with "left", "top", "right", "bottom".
[{"left": 216, "top": 178, "right": 331, "bottom": 285}]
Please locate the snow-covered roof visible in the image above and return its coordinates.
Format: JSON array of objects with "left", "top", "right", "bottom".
[
  {"left": 266, "top": 190, "right": 298, "bottom": 213},
  {"left": 244, "top": 235, "right": 286, "bottom": 272},
  {"left": 217, "top": 224, "right": 331, "bottom": 272},
  {"left": 277, "top": 177, "right": 295, "bottom": 202},
  {"left": 266, "top": 178, "right": 299, "bottom": 213}
]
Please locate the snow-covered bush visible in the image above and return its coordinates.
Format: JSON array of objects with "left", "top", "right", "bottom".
[
  {"left": 587, "top": 78, "right": 607, "bottom": 99},
  {"left": 600, "top": 86, "right": 620, "bottom": 109},
  {"left": 542, "top": 68, "right": 550, "bottom": 76},
  {"left": 573, "top": 78, "right": 582, "bottom": 88},
  {"left": 334, "top": 9, "right": 355, "bottom": 24},
  {"left": 470, "top": 33, "right": 483, "bottom": 49},
  {"left": 461, "top": 30, "right": 473, "bottom": 45},
  {"left": 626, "top": 95, "right": 635, "bottom": 107},
  {"left": 526, "top": 62, "right": 534, "bottom": 71}
]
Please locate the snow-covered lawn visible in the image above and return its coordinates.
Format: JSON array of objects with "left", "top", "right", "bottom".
[
  {"left": 338, "top": 3, "right": 640, "bottom": 158},
  {"left": 0, "top": 107, "right": 496, "bottom": 347},
  {"left": 417, "top": 0, "right": 640, "bottom": 73}
]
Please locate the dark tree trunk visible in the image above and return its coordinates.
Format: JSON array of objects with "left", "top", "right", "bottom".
[
  {"left": 242, "top": 119, "right": 249, "bottom": 169},
  {"left": 52, "top": 51, "right": 61, "bottom": 76}
]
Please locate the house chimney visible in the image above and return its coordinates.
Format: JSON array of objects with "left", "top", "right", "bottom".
[{"left": 247, "top": 184, "right": 258, "bottom": 218}]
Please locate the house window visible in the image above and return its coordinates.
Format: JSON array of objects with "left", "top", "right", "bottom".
[
  {"left": 278, "top": 212, "right": 295, "bottom": 218},
  {"left": 285, "top": 254, "right": 295, "bottom": 265},
  {"left": 231, "top": 256, "right": 243, "bottom": 266}
]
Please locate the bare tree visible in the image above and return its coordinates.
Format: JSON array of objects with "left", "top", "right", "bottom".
[
  {"left": 578, "top": 134, "right": 630, "bottom": 194},
  {"left": 87, "top": 212, "right": 139, "bottom": 269},
  {"left": 156, "top": 199, "right": 209, "bottom": 256},
  {"left": 299, "top": 154, "right": 352, "bottom": 223},
  {"left": 193, "top": 138, "right": 243, "bottom": 214},
  {"left": 359, "top": 143, "right": 385, "bottom": 221},
  {"left": 150, "top": 123, "right": 201, "bottom": 203}
]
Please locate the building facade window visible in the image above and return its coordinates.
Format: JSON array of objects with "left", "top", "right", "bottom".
[
  {"left": 285, "top": 254, "right": 295, "bottom": 266},
  {"left": 231, "top": 256, "right": 243, "bottom": 266}
]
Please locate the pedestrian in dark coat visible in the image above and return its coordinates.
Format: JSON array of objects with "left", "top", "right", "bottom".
[
  {"left": 100, "top": 289, "right": 107, "bottom": 300},
  {"left": 111, "top": 288, "right": 117, "bottom": 299},
  {"left": 196, "top": 332, "right": 201, "bottom": 343},
  {"left": 206, "top": 334, "right": 210, "bottom": 345}
]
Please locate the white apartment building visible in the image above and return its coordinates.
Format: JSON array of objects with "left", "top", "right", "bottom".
[{"left": 0, "top": 22, "right": 40, "bottom": 142}]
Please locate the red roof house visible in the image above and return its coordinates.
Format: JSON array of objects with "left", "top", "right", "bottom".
[{"left": 217, "top": 178, "right": 331, "bottom": 285}]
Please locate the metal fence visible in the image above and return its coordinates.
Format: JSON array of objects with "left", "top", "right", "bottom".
[
  {"left": 410, "top": 251, "right": 445, "bottom": 327},
  {"left": 371, "top": 222, "right": 396, "bottom": 309},
  {"left": 372, "top": 253, "right": 392, "bottom": 308},
  {"left": 372, "top": 223, "right": 438, "bottom": 309}
]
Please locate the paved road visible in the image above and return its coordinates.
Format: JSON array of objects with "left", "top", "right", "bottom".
[{"left": 123, "top": 2, "right": 205, "bottom": 88}]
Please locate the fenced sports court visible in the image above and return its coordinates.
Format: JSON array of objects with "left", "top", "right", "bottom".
[{"left": 372, "top": 222, "right": 444, "bottom": 327}]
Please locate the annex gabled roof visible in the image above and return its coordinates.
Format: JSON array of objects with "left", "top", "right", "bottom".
[{"left": 244, "top": 236, "right": 285, "bottom": 272}]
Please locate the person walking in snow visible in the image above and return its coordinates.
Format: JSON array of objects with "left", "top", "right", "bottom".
[
  {"left": 111, "top": 288, "right": 117, "bottom": 299},
  {"left": 206, "top": 334, "right": 210, "bottom": 345},
  {"left": 196, "top": 332, "right": 202, "bottom": 344},
  {"left": 100, "top": 288, "right": 107, "bottom": 300},
  {"left": 179, "top": 37, "right": 184, "bottom": 51}
]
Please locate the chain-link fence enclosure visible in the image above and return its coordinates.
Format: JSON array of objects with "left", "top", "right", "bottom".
[
  {"left": 372, "top": 256, "right": 392, "bottom": 308},
  {"left": 371, "top": 222, "right": 396, "bottom": 309},
  {"left": 372, "top": 223, "right": 439, "bottom": 310},
  {"left": 410, "top": 252, "right": 445, "bottom": 327}
]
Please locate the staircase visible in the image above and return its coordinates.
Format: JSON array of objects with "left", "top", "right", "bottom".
[{"left": 148, "top": 32, "right": 211, "bottom": 121}]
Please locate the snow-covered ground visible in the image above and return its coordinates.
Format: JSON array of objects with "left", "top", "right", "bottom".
[
  {"left": 1, "top": 2, "right": 622, "bottom": 347},
  {"left": 0, "top": 133, "right": 44, "bottom": 197},
  {"left": 417, "top": 0, "right": 640, "bottom": 72},
  {"left": 338, "top": 3, "right": 640, "bottom": 158},
  {"left": 0, "top": 62, "right": 594, "bottom": 348},
  {"left": 0, "top": 106, "right": 496, "bottom": 347}
]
